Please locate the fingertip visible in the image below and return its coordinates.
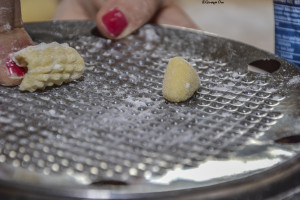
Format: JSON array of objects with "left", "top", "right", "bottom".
[
  {"left": 0, "top": 56, "right": 24, "bottom": 86},
  {"left": 96, "top": 7, "right": 128, "bottom": 39},
  {"left": 0, "top": 28, "right": 33, "bottom": 86},
  {"left": 95, "top": 0, "right": 159, "bottom": 40},
  {"left": 0, "top": 66, "right": 22, "bottom": 86}
]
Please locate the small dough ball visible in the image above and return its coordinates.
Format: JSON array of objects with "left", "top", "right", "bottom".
[{"left": 162, "top": 57, "right": 200, "bottom": 102}]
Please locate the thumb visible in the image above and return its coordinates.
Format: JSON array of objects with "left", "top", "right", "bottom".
[{"left": 96, "top": 0, "right": 160, "bottom": 39}]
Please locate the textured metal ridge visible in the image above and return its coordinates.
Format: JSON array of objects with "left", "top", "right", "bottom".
[{"left": 0, "top": 21, "right": 299, "bottom": 199}]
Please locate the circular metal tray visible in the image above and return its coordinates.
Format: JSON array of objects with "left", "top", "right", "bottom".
[{"left": 0, "top": 20, "right": 300, "bottom": 199}]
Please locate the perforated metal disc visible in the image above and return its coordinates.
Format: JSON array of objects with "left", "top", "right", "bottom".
[{"left": 1, "top": 21, "right": 300, "bottom": 199}]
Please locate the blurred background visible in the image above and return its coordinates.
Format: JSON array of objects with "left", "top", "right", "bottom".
[{"left": 20, "top": 0, "right": 274, "bottom": 53}]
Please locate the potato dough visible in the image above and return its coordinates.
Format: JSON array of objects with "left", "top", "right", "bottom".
[
  {"left": 162, "top": 57, "right": 200, "bottom": 102},
  {"left": 12, "top": 42, "right": 85, "bottom": 92}
]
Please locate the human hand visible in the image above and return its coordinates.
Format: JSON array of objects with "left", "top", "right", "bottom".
[
  {"left": 54, "top": 0, "right": 198, "bottom": 39},
  {"left": 0, "top": 0, "right": 33, "bottom": 86}
]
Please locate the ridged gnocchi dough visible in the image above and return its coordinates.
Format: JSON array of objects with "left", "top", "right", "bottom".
[
  {"left": 12, "top": 42, "right": 85, "bottom": 92},
  {"left": 162, "top": 57, "right": 200, "bottom": 102}
]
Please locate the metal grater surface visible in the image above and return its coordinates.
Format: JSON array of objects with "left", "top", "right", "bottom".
[{"left": 1, "top": 21, "right": 300, "bottom": 199}]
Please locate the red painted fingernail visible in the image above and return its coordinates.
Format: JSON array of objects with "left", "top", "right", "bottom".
[
  {"left": 6, "top": 57, "right": 26, "bottom": 77},
  {"left": 102, "top": 8, "right": 128, "bottom": 37}
]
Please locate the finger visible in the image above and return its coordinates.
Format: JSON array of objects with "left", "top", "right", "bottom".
[
  {"left": 0, "top": 0, "right": 33, "bottom": 86},
  {"left": 0, "top": 29, "right": 33, "bottom": 86},
  {"left": 96, "top": 0, "right": 160, "bottom": 39},
  {"left": 53, "top": 0, "right": 100, "bottom": 20},
  {"left": 152, "top": 2, "right": 199, "bottom": 29}
]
